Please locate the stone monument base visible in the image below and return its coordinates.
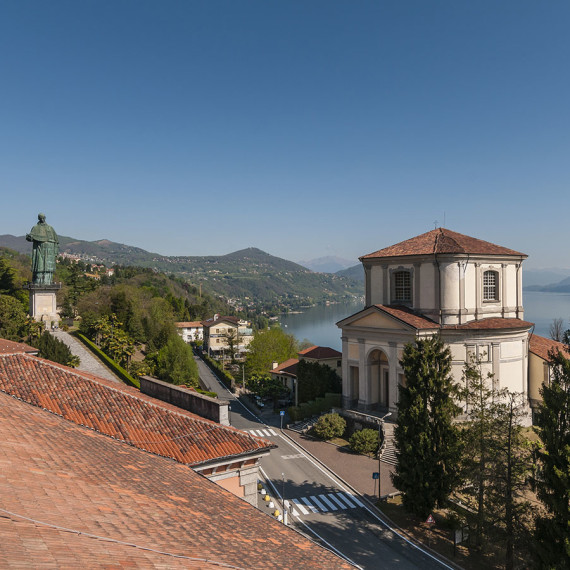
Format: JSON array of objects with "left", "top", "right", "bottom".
[{"left": 25, "top": 283, "right": 61, "bottom": 328}]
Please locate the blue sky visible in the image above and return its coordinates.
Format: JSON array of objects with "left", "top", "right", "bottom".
[{"left": 1, "top": 1, "right": 569, "bottom": 269}]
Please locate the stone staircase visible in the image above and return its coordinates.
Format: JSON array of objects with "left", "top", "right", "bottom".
[{"left": 379, "top": 421, "right": 397, "bottom": 466}]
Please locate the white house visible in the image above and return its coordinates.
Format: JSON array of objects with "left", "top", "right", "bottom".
[
  {"left": 175, "top": 321, "right": 204, "bottom": 343},
  {"left": 337, "top": 228, "right": 536, "bottom": 424}
]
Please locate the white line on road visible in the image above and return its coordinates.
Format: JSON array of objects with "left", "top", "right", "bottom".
[
  {"left": 318, "top": 494, "right": 338, "bottom": 511},
  {"left": 327, "top": 493, "right": 348, "bottom": 510},
  {"left": 300, "top": 497, "right": 319, "bottom": 513},
  {"left": 342, "top": 492, "right": 365, "bottom": 508},
  {"left": 292, "top": 499, "right": 309, "bottom": 515},
  {"left": 309, "top": 495, "right": 328, "bottom": 512}
]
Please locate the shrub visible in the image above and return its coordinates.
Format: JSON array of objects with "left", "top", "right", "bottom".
[
  {"left": 349, "top": 428, "right": 379, "bottom": 456},
  {"left": 313, "top": 413, "right": 346, "bottom": 440}
]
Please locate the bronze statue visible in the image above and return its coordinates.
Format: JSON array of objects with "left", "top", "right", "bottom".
[{"left": 26, "top": 213, "right": 59, "bottom": 285}]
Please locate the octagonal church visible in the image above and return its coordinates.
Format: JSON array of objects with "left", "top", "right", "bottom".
[{"left": 337, "top": 228, "right": 537, "bottom": 423}]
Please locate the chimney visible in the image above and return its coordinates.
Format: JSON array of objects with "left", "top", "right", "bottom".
[
  {"left": 272, "top": 361, "right": 279, "bottom": 370},
  {"left": 213, "top": 314, "right": 219, "bottom": 321}
]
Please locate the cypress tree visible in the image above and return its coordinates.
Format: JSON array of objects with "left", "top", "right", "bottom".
[
  {"left": 393, "top": 336, "right": 462, "bottom": 517},
  {"left": 534, "top": 346, "right": 570, "bottom": 568}
]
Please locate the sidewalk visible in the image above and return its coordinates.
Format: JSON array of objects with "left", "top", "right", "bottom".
[
  {"left": 284, "top": 428, "right": 397, "bottom": 503},
  {"left": 51, "top": 330, "right": 122, "bottom": 384}
]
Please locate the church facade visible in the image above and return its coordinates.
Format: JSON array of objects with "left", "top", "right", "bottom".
[{"left": 337, "top": 228, "right": 536, "bottom": 423}]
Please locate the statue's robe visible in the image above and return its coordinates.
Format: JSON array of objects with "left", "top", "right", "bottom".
[{"left": 27, "top": 223, "right": 59, "bottom": 285}]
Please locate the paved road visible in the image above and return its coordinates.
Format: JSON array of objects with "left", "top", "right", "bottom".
[
  {"left": 51, "top": 330, "right": 122, "bottom": 383},
  {"left": 193, "top": 354, "right": 455, "bottom": 570}
]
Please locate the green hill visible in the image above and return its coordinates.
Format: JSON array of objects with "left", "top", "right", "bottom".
[{"left": 0, "top": 236, "right": 362, "bottom": 309}]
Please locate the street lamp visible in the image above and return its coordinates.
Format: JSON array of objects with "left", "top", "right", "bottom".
[{"left": 378, "top": 411, "right": 392, "bottom": 500}]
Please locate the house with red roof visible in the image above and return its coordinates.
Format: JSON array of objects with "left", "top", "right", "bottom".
[
  {"left": 175, "top": 320, "right": 204, "bottom": 343},
  {"left": 270, "top": 346, "right": 342, "bottom": 406},
  {"left": 337, "top": 228, "right": 539, "bottom": 423},
  {"left": 202, "top": 314, "right": 253, "bottom": 358}
]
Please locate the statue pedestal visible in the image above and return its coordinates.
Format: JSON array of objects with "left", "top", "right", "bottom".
[{"left": 26, "top": 283, "right": 61, "bottom": 328}]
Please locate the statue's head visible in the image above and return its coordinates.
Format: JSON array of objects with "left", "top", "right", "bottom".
[{"left": 38, "top": 213, "right": 46, "bottom": 222}]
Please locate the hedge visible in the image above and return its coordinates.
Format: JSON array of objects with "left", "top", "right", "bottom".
[
  {"left": 73, "top": 332, "right": 140, "bottom": 389},
  {"left": 288, "top": 392, "right": 342, "bottom": 422}
]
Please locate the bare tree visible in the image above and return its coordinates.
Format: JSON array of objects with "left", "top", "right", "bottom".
[{"left": 549, "top": 318, "right": 565, "bottom": 341}]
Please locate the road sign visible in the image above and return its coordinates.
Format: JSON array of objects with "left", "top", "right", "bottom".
[
  {"left": 426, "top": 514, "right": 436, "bottom": 525},
  {"left": 280, "top": 410, "right": 285, "bottom": 416},
  {"left": 372, "top": 472, "right": 379, "bottom": 480}
]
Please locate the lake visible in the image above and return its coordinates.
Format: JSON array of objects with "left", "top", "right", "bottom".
[{"left": 279, "top": 292, "right": 570, "bottom": 351}]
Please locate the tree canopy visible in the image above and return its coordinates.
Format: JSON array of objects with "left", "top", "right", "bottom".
[{"left": 245, "top": 327, "right": 299, "bottom": 377}]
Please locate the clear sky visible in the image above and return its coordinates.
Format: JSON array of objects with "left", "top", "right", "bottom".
[{"left": 1, "top": 1, "right": 569, "bottom": 269}]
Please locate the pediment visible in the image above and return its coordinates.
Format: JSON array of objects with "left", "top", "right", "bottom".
[{"left": 339, "top": 309, "right": 411, "bottom": 331}]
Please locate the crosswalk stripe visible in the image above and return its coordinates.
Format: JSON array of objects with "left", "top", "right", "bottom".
[
  {"left": 335, "top": 493, "right": 357, "bottom": 508},
  {"left": 248, "top": 428, "right": 277, "bottom": 437},
  {"left": 343, "top": 492, "right": 365, "bottom": 508},
  {"left": 300, "top": 497, "right": 319, "bottom": 513},
  {"left": 309, "top": 495, "right": 328, "bottom": 512},
  {"left": 292, "top": 499, "right": 309, "bottom": 515},
  {"left": 328, "top": 494, "right": 348, "bottom": 509},
  {"left": 318, "top": 494, "right": 338, "bottom": 511}
]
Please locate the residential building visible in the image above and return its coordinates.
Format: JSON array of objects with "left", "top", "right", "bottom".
[
  {"left": 175, "top": 321, "right": 204, "bottom": 343},
  {"left": 0, "top": 341, "right": 351, "bottom": 569},
  {"left": 337, "top": 228, "right": 540, "bottom": 424},
  {"left": 270, "top": 345, "right": 342, "bottom": 405},
  {"left": 202, "top": 314, "right": 253, "bottom": 358}
]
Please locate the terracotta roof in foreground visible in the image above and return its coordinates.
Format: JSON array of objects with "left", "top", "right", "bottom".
[
  {"left": 0, "top": 394, "right": 352, "bottom": 569},
  {"left": 361, "top": 228, "right": 526, "bottom": 260},
  {"left": 0, "top": 352, "right": 274, "bottom": 467},
  {"left": 0, "top": 339, "right": 38, "bottom": 355},
  {"left": 299, "top": 345, "right": 342, "bottom": 359},
  {"left": 529, "top": 334, "right": 570, "bottom": 360}
]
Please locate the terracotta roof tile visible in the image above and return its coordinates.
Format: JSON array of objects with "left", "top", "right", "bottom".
[
  {"left": 0, "top": 393, "right": 352, "bottom": 569},
  {"left": 374, "top": 305, "right": 440, "bottom": 330},
  {"left": 443, "top": 317, "right": 533, "bottom": 331},
  {"left": 529, "top": 334, "right": 570, "bottom": 360},
  {"left": 201, "top": 316, "right": 240, "bottom": 328},
  {"left": 270, "top": 358, "right": 299, "bottom": 376},
  {"left": 0, "top": 353, "right": 274, "bottom": 467},
  {"left": 361, "top": 228, "right": 526, "bottom": 260},
  {"left": 175, "top": 321, "right": 203, "bottom": 328},
  {"left": 298, "top": 346, "right": 342, "bottom": 359},
  {"left": 0, "top": 339, "right": 38, "bottom": 354}
]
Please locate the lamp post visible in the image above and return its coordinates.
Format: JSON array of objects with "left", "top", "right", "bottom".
[{"left": 378, "top": 411, "right": 392, "bottom": 500}]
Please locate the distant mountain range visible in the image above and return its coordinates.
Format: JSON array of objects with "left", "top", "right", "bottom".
[
  {"left": 297, "top": 256, "right": 356, "bottom": 274},
  {"left": 0, "top": 234, "right": 363, "bottom": 307}
]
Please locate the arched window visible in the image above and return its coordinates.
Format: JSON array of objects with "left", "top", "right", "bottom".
[
  {"left": 394, "top": 271, "right": 412, "bottom": 303},
  {"left": 483, "top": 270, "right": 499, "bottom": 301}
]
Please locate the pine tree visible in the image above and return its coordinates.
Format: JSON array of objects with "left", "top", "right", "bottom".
[
  {"left": 534, "top": 346, "right": 570, "bottom": 569},
  {"left": 393, "top": 336, "right": 462, "bottom": 517}
]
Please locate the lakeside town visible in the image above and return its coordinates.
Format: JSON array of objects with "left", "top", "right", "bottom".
[{"left": 1, "top": 218, "right": 569, "bottom": 569}]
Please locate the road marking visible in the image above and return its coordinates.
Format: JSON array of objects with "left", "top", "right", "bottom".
[
  {"left": 281, "top": 454, "right": 304, "bottom": 460},
  {"left": 300, "top": 497, "right": 319, "bottom": 513},
  {"left": 318, "top": 494, "right": 338, "bottom": 511},
  {"left": 309, "top": 495, "right": 328, "bottom": 512},
  {"left": 247, "top": 428, "right": 277, "bottom": 437},
  {"left": 336, "top": 493, "right": 358, "bottom": 508},
  {"left": 342, "top": 492, "right": 365, "bottom": 508},
  {"left": 327, "top": 493, "right": 349, "bottom": 509},
  {"left": 292, "top": 499, "right": 309, "bottom": 515}
]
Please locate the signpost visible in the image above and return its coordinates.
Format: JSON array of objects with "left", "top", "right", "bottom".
[
  {"left": 372, "top": 471, "right": 379, "bottom": 496},
  {"left": 280, "top": 409, "right": 285, "bottom": 430},
  {"left": 425, "top": 513, "right": 435, "bottom": 548}
]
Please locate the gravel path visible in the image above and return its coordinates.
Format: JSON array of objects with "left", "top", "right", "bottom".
[{"left": 51, "top": 330, "right": 122, "bottom": 384}]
